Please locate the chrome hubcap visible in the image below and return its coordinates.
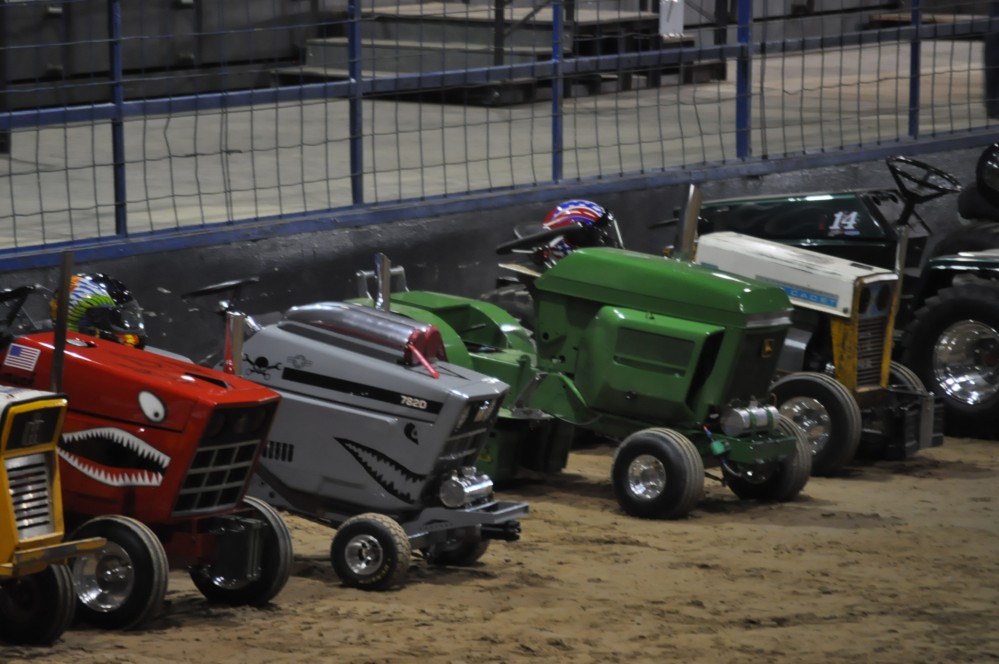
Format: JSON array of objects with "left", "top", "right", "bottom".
[
  {"left": 933, "top": 320, "right": 999, "bottom": 406},
  {"left": 73, "top": 542, "right": 135, "bottom": 612},
  {"left": 779, "top": 396, "right": 830, "bottom": 457},
  {"left": 344, "top": 534, "right": 384, "bottom": 576},
  {"left": 626, "top": 454, "right": 667, "bottom": 500}
]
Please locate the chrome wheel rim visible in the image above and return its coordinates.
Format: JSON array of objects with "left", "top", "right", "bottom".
[
  {"left": 626, "top": 454, "right": 667, "bottom": 501},
  {"left": 198, "top": 569, "right": 250, "bottom": 591},
  {"left": 73, "top": 542, "right": 135, "bottom": 612},
  {"left": 932, "top": 320, "right": 999, "bottom": 406},
  {"left": 344, "top": 534, "right": 384, "bottom": 577},
  {"left": 779, "top": 397, "right": 830, "bottom": 457}
]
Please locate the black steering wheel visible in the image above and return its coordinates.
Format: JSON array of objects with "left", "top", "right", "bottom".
[
  {"left": 181, "top": 276, "right": 260, "bottom": 300},
  {"left": 886, "top": 156, "right": 961, "bottom": 204},
  {"left": 0, "top": 285, "right": 37, "bottom": 329}
]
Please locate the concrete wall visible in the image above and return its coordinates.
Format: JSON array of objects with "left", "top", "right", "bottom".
[{"left": 0, "top": 144, "right": 985, "bottom": 363}]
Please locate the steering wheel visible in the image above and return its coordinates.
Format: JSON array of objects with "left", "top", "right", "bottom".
[
  {"left": 886, "top": 156, "right": 961, "bottom": 203},
  {"left": 181, "top": 276, "right": 260, "bottom": 300},
  {"left": 0, "top": 285, "right": 37, "bottom": 329}
]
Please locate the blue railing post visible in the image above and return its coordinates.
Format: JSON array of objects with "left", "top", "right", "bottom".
[
  {"left": 908, "top": 0, "right": 922, "bottom": 138},
  {"left": 108, "top": 0, "right": 127, "bottom": 235},
  {"left": 551, "top": 0, "right": 563, "bottom": 183},
  {"left": 348, "top": 0, "right": 364, "bottom": 205},
  {"left": 735, "top": 0, "right": 752, "bottom": 159}
]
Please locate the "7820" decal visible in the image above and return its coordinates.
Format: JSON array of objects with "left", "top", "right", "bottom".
[{"left": 400, "top": 395, "right": 428, "bottom": 410}]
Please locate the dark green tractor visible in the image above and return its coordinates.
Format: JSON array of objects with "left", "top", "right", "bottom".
[{"left": 696, "top": 147, "right": 999, "bottom": 438}]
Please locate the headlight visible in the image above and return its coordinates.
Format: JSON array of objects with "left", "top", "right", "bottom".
[{"left": 720, "top": 403, "right": 781, "bottom": 436}]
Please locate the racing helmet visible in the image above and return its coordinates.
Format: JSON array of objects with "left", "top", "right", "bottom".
[
  {"left": 542, "top": 199, "right": 623, "bottom": 258},
  {"left": 52, "top": 273, "right": 147, "bottom": 348}
]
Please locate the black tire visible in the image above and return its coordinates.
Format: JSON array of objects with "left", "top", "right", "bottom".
[
  {"left": 190, "top": 497, "right": 294, "bottom": 606},
  {"left": 724, "top": 416, "right": 812, "bottom": 502},
  {"left": 0, "top": 563, "right": 75, "bottom": 645},
  {"left": 480, "top": 285, "right": 535, "bottom": 330},
  {"left": 770, "top": 371, "right": 863, "bottom": 476},
  {"left": 331, "top": 513, "right": 412, "bottom": 591},
  {"left": 929, "top": 221, "right": 999, "bottom": 257},
  {"left": 611, "top": 427, "right": 704, "bottom": 520},
  {"left": 71, "top": 516, "right": 169, "bottom": 630},
  {"left": 887, "top": 360, "right": 925, "bottom": 392},
  {"left": 422, "top": 528, "right": 491, "bottom": 566},
  {"left": 901, "top": 280, "right": 999, "bottom": 438}
]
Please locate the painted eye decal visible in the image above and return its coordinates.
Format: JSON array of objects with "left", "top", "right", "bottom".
[{"left": 138, "top": 391, "right": 166, "bottom": 423}]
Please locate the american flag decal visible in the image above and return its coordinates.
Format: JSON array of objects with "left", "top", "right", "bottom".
[{"left": 4, "top": 344, "right": 41, "bottom": 372}]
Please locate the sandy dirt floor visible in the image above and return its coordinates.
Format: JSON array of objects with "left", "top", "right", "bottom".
[{"left": 5, "top": 436, "right": 998, "bottom": 664}]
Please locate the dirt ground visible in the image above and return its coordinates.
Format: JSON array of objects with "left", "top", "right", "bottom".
[{"left": 5, "top": 436, "right": 999, "bottom": 664}]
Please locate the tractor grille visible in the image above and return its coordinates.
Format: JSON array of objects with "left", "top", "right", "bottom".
[
  {"left": 438, "top": 430, "right": 489, "bottom": 467},
  {"left": 726, "top": 330, "right": 785, "bottom": 403},
  {"left": 437, "top": 398, "right": 499, "bottom": 468},
  {"left": 857, "top": 317, "right": 888, "bottom": 387},
  {"left": 5, "top": 452, "right": 56, "bottom": 540},
  {"left": 172, "top": 404, "right": 274, "bottom": 516}
]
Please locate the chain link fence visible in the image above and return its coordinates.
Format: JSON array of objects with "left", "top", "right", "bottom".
[{"left": 0, "top": 0, "right": 996, "bottom": 259}]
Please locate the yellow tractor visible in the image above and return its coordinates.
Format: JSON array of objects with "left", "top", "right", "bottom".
[{"left": 0, "top": 387, "right": 104, "bottom": 645}]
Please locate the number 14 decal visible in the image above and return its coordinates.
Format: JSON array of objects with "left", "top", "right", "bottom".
[{"left": 829, "top": 211, "right": 860, "bottom": 236}]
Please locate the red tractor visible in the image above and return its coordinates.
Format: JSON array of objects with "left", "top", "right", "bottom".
[{"left": 0, "top": 285, "right": 292, "bottom": 630}]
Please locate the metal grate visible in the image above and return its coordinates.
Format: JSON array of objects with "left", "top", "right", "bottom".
[
  {"left": 439, "top": 399, "right": 499, "bottom": 467},
  {"left": 5, "top": 452, "right": 56, "bottom": 540},
  {"left": 857, "top": 317, "right": 889, "bottom": 387},
  {"left": 172, "top": 404, "right": 272, "bottom": 516}
]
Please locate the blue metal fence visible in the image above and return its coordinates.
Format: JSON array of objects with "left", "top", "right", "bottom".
[{"left": 1, "top": 0, "right": 997, "bottom": 267}]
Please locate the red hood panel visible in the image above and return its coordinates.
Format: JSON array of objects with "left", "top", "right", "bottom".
[{"left": 0, "top": 332, "right": 279, "bottom": 431}]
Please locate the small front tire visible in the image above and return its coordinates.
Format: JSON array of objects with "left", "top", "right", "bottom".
[
  {"left": 71, "top": 516, "right": 169, "bottom": 631},
  {"left": 0, "top": 564, "right": 76, "bottom": 645},
  {"left": 724, "top": 416, "right": 812, "bottom": 502},
  {"left": 611, "top": 427, "right": 704, "bottom": 519},
  {"left": 422, "top": 528, "right": 490, "bottom": 567},
  {"left": 331, "top": 513, "right": 411, "bottom": 591}
]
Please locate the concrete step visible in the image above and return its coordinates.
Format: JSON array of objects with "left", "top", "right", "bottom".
[
  {"left": 274, "top": 55, "right": 724, "bottom": 105},
  {"left": 306, "top": 38, "right": 549, "bottom": 73},
  {"left": 350, "top": 3, "right": 661, "bottom": 52},
  {"left": 358, "top": 11, "right": 561, "bottom": 51}
]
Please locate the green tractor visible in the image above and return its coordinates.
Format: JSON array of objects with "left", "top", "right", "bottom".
[{"left": 355, "top": 250, "right": 811, "bottom": 520}]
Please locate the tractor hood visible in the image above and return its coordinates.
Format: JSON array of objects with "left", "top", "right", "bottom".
[
  {"left": 698, "top": 190, "right": 897, "bottom": 241},
  {"left": 927, "top": 247, "right": 999, "bottom": 274},
  {"left": 535, "top": 247, "right": 792, "bottom": 328},
  {"left": 696, "top": 232, "right": 897, "bottom": 318},
  {"left": 0, "top": 332, "right": 278, "bottom": 433}
]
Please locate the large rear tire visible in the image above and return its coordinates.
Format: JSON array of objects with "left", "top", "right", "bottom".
[
  {"left": 611, "top": 427, "right": 704, "bottom": 520},
  {"left": 71, "top": 516, "right": 169, "bottom": 630},
  {"left": 0, "top": 564, "right": 75, "bottom": 645},
  {"left": 929, "top": 221, "right": 999, "bottom": 257},
  {"left": 770, "top": 371, "right": 862, "bottom": 476},
  {"left": 190, "top": 496, "right": 294, "bottom": 606},
  {"left": 724, "top": 416, "right": 812, "bottom": 502},
  {"left": 480, "top": 285, "right": 535, "bottom": 330},
  {"left": 901, "top": 280, "right": 999, "bottom": 438}
]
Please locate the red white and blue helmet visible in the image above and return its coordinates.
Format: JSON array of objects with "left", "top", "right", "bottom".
[{"left": 542, "top": 200, "right": 622, "bottom": 257}]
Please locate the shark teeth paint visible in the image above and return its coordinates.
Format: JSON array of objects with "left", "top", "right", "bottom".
[
  {"left": 340, "top": 438, "right": 425, "bottom": 504},
  {"left": 59, "top": 427, "right": 170, "bottom": 487}
]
